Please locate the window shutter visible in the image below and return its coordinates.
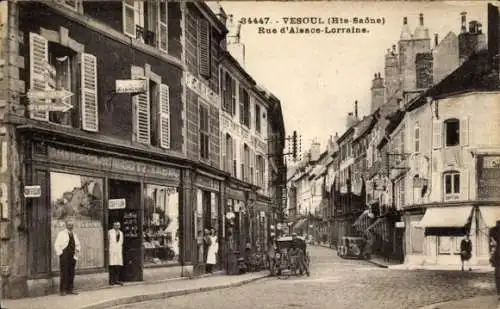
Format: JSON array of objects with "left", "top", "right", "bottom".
[
  {"left": 233, "top": 138, "right": 237, "bottom": 176},
  {"left": 158, "top": 0, "right": 168, "bottom": 52},
  {"left": 250, "top": 149, "right": 255, "bottom": 184},
  {"left": 460, "top": 169, "right": 469, "bottom": 201},
  {"left": 122, "top": 0, "right": 136, "bottom": 37},
  {"left": 431, "top": 171, "right": 442, "bottom": 202},
  {"left": 197, "top": 19, "right": 210, "bottom": 77},
  {"left": 80, "top": 53, "right": 99, "bottom": 132},
  {"left": 134, "top": 77, "right": 150, "bottom": 144},
  {"left": 432, "top": 121, "right": 442, "bottom": 149},
  {"left": 460, "top": 117, "right": 469, "bottom": 146},
  {"left": 240, "top": 143, "right": 245, "bottom": 180},
  {"left": 221, "top": 134, "right": 227, "bottom": 172},
  {"left": 159, "top": 83, "right": 170, "bottom": 149},
  {"left": 29, "top": 32, "right": 49, "bottom": 121}
]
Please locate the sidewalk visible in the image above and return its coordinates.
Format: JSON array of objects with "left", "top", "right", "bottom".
[
  {"left": 418, "top": 295, "right": 500, "bottom": 309},
  {"left": 2, "top": 271, "right": 269, "bottom": 309}
]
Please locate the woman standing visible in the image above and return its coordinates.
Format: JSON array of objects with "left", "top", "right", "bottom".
[
  {"left": 206, "top": 229, "right": 219, "bottom": 274},
  {"left": 460, "top": 234, "right": 472, "bottom": 271}
]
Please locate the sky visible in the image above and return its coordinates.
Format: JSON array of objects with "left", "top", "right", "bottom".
[{"left": 210, "top": 1, "right": 492, "bottom": 155}]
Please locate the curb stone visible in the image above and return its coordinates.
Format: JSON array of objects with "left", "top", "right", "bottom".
[{"left": 80, "top": 275, "right": 270, "bottom": 309}]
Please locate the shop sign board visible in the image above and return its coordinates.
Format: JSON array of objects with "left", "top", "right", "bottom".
[
  {"left": 115, "top": 79, "right": 147, "bottom": 94},
  {"left": 24, "top": 185, "right": 41, "bottom": 198},
  {"left": 27, "top": 89, "right": 73, "bottom": 101},
  {"left": 108, "top": 198, "right": 126, "bottom": 210},
  {"left": 395, "top": 221, "right": 405, "bottom": 228}
]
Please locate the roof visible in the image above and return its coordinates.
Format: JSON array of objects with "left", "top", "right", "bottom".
[
  {"left": 407, "top": 50, "right": 499, "bottom": 112},
  {"left": 385, "top": 109, "right": 406, "bottom": 137},
  {"left": 353, "top": 114, "right": 377, "bottom": 142}
]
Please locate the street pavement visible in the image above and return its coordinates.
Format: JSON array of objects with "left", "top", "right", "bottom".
[{"left": 110, "top": 246, "right": 497, "bottom": 309}]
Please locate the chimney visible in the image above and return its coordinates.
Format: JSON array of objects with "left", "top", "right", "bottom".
[
  {"left": 354, "top": 100, "right": 358, "bottom": 120},
  {"left": 215, "top": 2, "right": 227, "bottom": 26},
  {"left": 310, "top": 142, "right": 321, "bottom": 162},
  {"left": 401, "top": 17, "right": 412, "bottom": 40},
  {"left": 392, "top": 44, "right": 396, "bottom": 53},
  {"left": 346, "top": 112, "right": 355, "bottom": 129},
  {"left": 403, "top": 17, "right": 408, "bottom": 25},
  {"left": 461, "top": 12, "right": 467, "bottom": 33},
  {"left": 434, "top": 33, "right": 439, "bottom": 47},
  {"left": 419, "top": 13, "right": 424, "bottom": 26}
]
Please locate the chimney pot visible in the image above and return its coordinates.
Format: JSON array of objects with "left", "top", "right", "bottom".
[
  {"left": 392, "top": 44, "right": 396, "bottom": 51},
  {"left": 354, "top": 101, "right": 358, "bottom": 119},
  {"left": 434, "top": 33, "right": 438, "bottom": 47},
  {"left": 461, "top": 12, "right": 467, "bottom": 32},
  {"left": 419, "top": 13, "right": 424, "bottom": 26},
  {"left": 403, "top": 17, "right": 408, "bottom": 25}
]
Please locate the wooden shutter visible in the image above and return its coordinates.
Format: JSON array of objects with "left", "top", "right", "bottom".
[
  {"left": 460, "top": 169, "right": 469, "bottom": 201},
  {"left": 240, "top": 143, "right": 245, "bottom": 180},
  {"left": 80, "top": 53, "right": 99, "bottom": 132},
  {"left": 197, "top": 19, "right": 210, "bottom": 77},
  {"left": 432, "top": 120, "right": 442, "bottom": 149},
  {"left": 122, "top": 0, "right": 136, "bottom": 37},
  {"left": 221, "top": 134, "right": 227, "bottom": 172},
  {"left": 159, "top": 83, "right": 170, "bottom": 149},
  {"left": 134, "top": 77, "right": 150, "bottom": 144},
  {"left": 29, "top": 32, "right": 49, "bottom": 121},
  {"left": 250, "top": 148, "right": 255, "bottom": 184},
  {"left": 158, "top": 0, "right": 168, "bottom": 52},
  {"left": 431, "top": 171, "right": 442, "bottom": 202},
  {"left": 460, "top": 117, "right": 469, "bottom": 146}
]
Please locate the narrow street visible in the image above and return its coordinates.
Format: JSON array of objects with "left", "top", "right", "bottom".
[{"left": 111, "top": 246, "right": 495, "bottom": 309}]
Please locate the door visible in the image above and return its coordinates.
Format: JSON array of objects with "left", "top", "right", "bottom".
[{"left": 108, "top": 179, "right": 143, "bottom": 282}]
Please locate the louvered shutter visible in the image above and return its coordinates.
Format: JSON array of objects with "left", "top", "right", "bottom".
[
  {"left": 432, "top": 120, "right": 442, "bottom": 149},
  {"left": 431, "top": 171, "right": 442, "bottom": 202},
  {"left": 460, "top": 117, "right": 469, "bottom": 146},
  {"left": 159, "top": 83, "right": 170, "bottom": 149},
  {"left": 221, "top": 133, "right": 227, "bottom": 172},
  {"left": 134, "top": 77, "right": 150, "bottom": 144},
  {"left": 460, "top": 169, "right": 469, "bottom": 201},
  {"left": 197, "top": 19, "right": 210, "bottom": 77},
  {"left": 81, "top": 53, "right": 99, "bottom": 132},
  {"left": 250, "top": 149, "right": 255, "bottom": 184},
  {"left": 29, "top": 32, "right": 49, "bottom": 121},
  {"left": 158, "top": 0, "right": 168, "bottom": 52},
  {"left": 240, "top": 143, "right": 245, "bottom": 181},
  {"left": 233, "top": 138, "right": 237, "bottom": 176}
]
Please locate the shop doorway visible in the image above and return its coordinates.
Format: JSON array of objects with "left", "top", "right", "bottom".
[{"left": 108, "top": 179, "right": 142, "bottom": 282}]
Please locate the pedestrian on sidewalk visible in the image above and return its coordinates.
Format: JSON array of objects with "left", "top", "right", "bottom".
[
  {"left": 54, "top": 218, "right": 81, "bottom": 296},
  {"left": 203, "top": 229, "right": 212, "bottom": 272},
  {"left": 460, "top": 234, "right": 472, "bottom": 271},
  {"left": 108, "top": 221, "right": 124, "bottom": 286},
  {"left": 206, "top": 228, "right": 219, "bottom": 274}
]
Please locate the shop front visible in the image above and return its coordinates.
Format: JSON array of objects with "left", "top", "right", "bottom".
[
  {"left": 24, "top": 138, "right": 183, "bottom": 296},
  {"left": 224, "top": 184, "right": 249, "bottom": 274},
  {"left": 254, "top": 198, "right": 270, "bottom": 252},
  {"left": 193, "top": 172, "right": 222, "bottom": 273}
]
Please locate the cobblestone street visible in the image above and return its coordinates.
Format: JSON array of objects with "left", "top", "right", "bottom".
[{"left": 111, "top": 246, "right": 495, "bottom": 309}]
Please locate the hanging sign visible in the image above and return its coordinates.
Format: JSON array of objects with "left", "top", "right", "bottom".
[
  {"left": 24, "top": 185, "right": 41, "bottom": 198},
  {"left": 27, "top": 89, "right": 73, "bottom": 101},
  {"left": 108, "top": 198, "right": 126, "bottom": 210},
  {"left": 115, "top": 79, "right": 147, "bottom": 94}
]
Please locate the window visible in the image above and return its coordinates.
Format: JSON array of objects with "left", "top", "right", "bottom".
[
  {"left": 60, "top": 0, "right": 81, "bottom": 11},
  {"left": 444, "top": 171, "right": 460, "bottom": 199},
  {"left": 445, "top": 119, "right": 460, "bottom": 147},
  {"left": 242, "top": 144, "right": 250, "bottom": 182},
  {"left": 239, "top": 87, "right": 250, "bottom": 127},
  {"left": 199, "top": 103, "right": 210, "bottom": 160},
  {"left": 29, "top": 33, "right": 98, "bottom": 131},
  {"left": 144, "top": 185, "right": 179, "bottom": 265},
  {"left": 123, "top": 0, "right": 144, "bottom": 39},
  {"left": 197, "top": 19, "right": 211, "bottom": 78},
  {"left": 414, "top": 125, "right": 420, "bottom": 153},
  {"left": 222, "top": 71, "right": 232, "bottom": 114},
  {"left": 231, "top": 79, "right": 237, "bottom": 117},
  {"left": 255, "top": 104, "right": 261, "bottom": 133},
  {"left": 256, "top": 155, "right": 265, "bottom": 187}
]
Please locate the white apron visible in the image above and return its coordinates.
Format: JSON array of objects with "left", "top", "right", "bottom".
[
  {"left": 206, "top": 236, "right": 219, "bottom": 265},
  {"left": 109, "top": 229, "right": 124, "bottom": 266}
]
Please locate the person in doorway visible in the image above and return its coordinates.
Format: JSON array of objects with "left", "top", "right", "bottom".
[
  {"left": 206, "top": 229, "right": 219, "bottom": 274},
  {"left": 203, "top": 229, "right": 212, "bottom": 272},
  {"left": 108, "top": 221, "right": 124, "bottom": 285},
  {"left": 460, "top": 234, "right": 473, "bottom": 271},
  {"left": 54, "top": 218, "right": 81, "bottom": 296}
]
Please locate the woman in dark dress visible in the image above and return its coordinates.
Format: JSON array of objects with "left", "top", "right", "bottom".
[{"left": 460, "top": 234, "right": 472, "bottom": 271}]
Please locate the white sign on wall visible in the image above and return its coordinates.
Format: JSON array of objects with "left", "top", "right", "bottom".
[
  {"left": 115, "top": 79, "right": 147, "bottom": 94},
  {"left": 24, "top": 185, "right": 41, "bottom": 198},
  {"left": 108, "top": 198, "right": 126, "bottom": 210}
]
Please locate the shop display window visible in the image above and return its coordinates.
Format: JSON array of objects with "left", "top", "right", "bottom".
[
  {"left": 50, "top": 172, "right": 104, "bottom": 271},
  {"left": 143, "top": 185, "right": 180, "bottom": 265}
]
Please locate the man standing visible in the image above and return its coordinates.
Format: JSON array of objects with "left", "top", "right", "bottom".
[
  {"left": 54, "top": 218, "right": 81, "bottom": 296},
  {"left": 108, "top": 222, "right": 124, "bottom": 285}
]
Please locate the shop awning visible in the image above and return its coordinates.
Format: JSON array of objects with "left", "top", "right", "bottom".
[
  {"left": 419, "top": 206, "right": 474, "bottom": 236},
  {"left": 478, "top": 206, "right": 500, "bottom": 228}
]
